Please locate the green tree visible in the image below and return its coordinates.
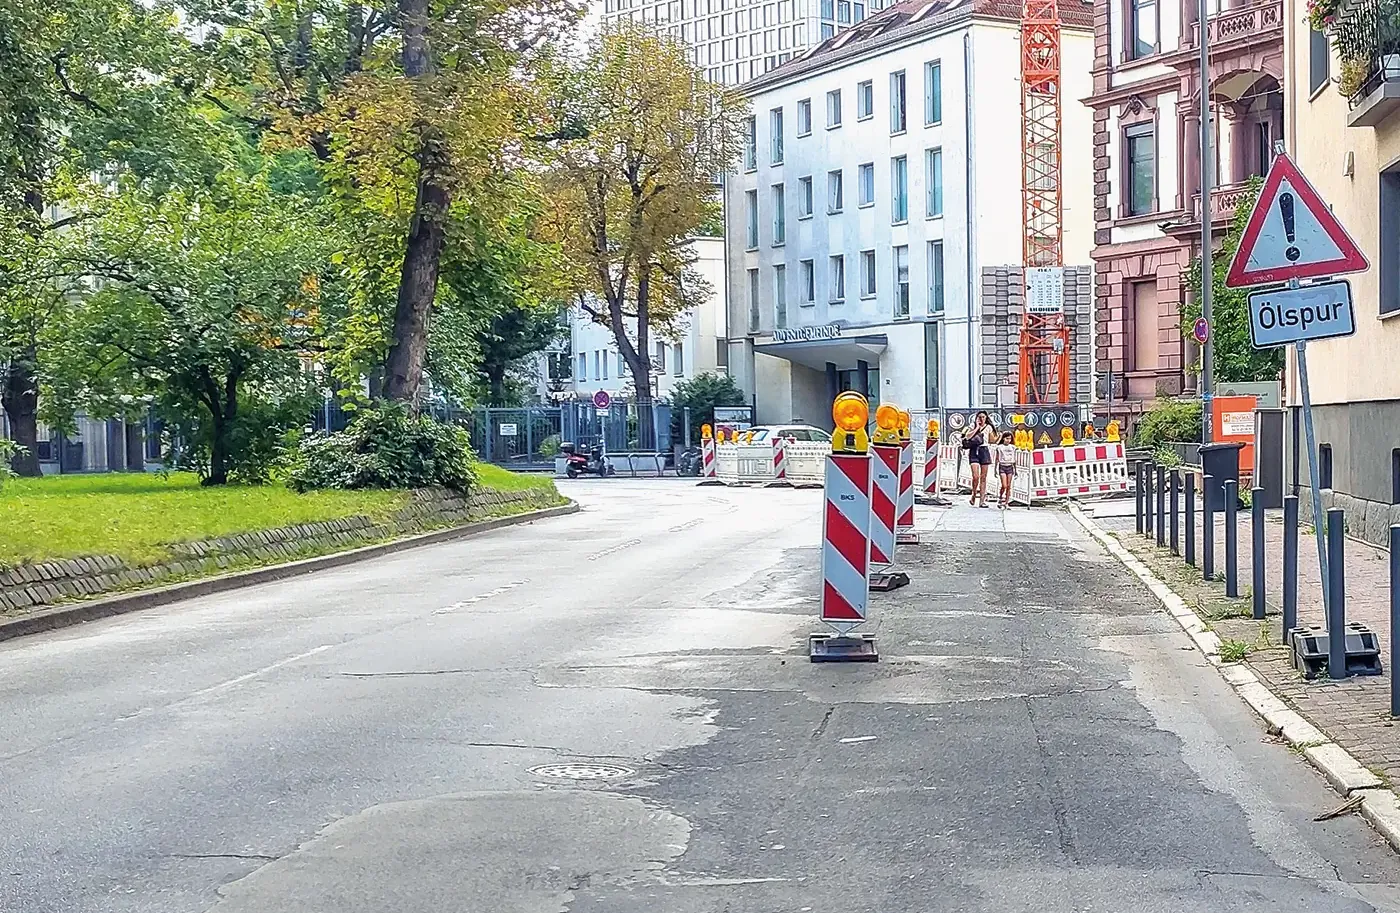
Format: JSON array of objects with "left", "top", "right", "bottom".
[
  {"left": 668, "top": 372, "right": 747, "bottom": 443},
  {"left": 543, "top": 24, "right": 745, "bottom": 445},
  {"left": 1184, "top": 178, "right": 1285, "bottom": 383},
  {"left": 45, "top": 171, "right": 334, "bottom": 484}
]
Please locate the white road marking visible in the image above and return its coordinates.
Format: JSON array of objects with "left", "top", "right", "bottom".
[{"left": 434, "top": 580, "right": 529, "bottom": 615}]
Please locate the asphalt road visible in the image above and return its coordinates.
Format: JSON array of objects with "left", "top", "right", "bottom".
[{"left": 4, "top": 479, "right": 1400, "bottom": 912}]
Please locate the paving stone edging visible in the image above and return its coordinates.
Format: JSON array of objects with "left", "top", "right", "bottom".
[
  {"left": 0, "top": 499, "right": 578, "bottom": 645},
  {"left": 1068, "top": 502, "right": 1400, "bottom": 855}
]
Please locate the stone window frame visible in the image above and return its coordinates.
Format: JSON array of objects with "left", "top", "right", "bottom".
[{"left": 1118, "top": 97, "right": 1160, "bottom": 221}]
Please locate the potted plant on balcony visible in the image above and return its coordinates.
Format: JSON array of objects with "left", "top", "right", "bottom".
[
  {"left": 1306, "top": 0, "right": 1343, "bottom": 31},
  {"left": 1338, "top": 55, "right": 1370, "bottom": 96}
]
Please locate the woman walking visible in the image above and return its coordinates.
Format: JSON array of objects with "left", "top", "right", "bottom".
[
  {"left": 963, "top": 411, "right": 994, "bottom": 508},
  {"left": 994, "top": 430, "right": 1018, "bottom": 509}
]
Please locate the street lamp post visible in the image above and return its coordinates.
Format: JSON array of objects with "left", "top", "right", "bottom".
[{"left": 1199, "top": 0, "right": 1214, "bottom": 445}]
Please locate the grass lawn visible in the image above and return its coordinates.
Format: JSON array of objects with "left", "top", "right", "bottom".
[
  {"left": 473, "top": 463, "right": 557, "bottom": 493},
  {"left": 0, "top": 466, "right": 556, "bottom": 568}
]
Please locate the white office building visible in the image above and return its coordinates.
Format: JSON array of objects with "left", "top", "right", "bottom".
[
  {"left": 601, "top": 0, "right": 894, "bottom": 86},
  {"left": 722, "top": 0, "right": 1094, "bottom": 424},
  {"left": 568, "top": 236, "right": 728, "bottom": 402}
]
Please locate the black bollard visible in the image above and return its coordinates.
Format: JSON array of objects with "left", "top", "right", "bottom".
[
  {"left": 1391, "top": 524, "right": 1400, "bottom": 716},
  {"left": 1224, "top": 480, "right": 1239, "bottom": 598},
  {"left": 1185, "top": 472, "right": 1197, "bottom": 567},
  {"left": 1134, "top": 461, "right": 1144, "bottom": 534},
  {"left": 1156, "top": 465, "right": 1167, "bottom": 548},
  {"left": 1252, "top": 487, "right": 1266, "bottom": 620},
  {"left": 1170, "top": 469, "right": 1181, "bottom": 556},
  {"left": 1144, "top": 464, "right": 1155, "bottom": 538},
  {"left": 1283, "top": 496, "right": 1299, "bottom": 645},
  {"left": 1327, "top": 508, "right": 1348, "bottom": 680},
  {"left": 1203, "top": 474, "right": 1215, "bottom": 581}
]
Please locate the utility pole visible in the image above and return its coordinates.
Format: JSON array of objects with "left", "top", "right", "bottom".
[{"left": 1199, "top": 0, "right": 1214, "bottom": 444}]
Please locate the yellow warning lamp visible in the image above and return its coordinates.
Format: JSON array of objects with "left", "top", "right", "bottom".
[
  {"left": 701, "top": 423, "right": 713, "bottom": 441},
  {"left": 1014, "top": 428, "right": 1028, "bottom": 450},
  {"left": 872, "top": 403, "right": 901, "bottom": 445},
  {"left": 716, "top": 427, "right": 726, "bottom": 443},
  {"left": 926, "top": 418, "right": 940, "bottom": 443},
  {"left": 896, "top": 409, "right": 912, "bottom": 442},
  {"left": 1060, "top": 426, "right": 1076, "bottom": 447},
  {"left": 744, "top": 430, "right": 756, "bottom": 444},
  {"left": 1105, "top": 419, "right": 1121, "bottom": 443},
  {"left": 1083, "top": 423, "right": 1097, "bottom": 439},
  {"left": 831, "top": 392, "right": 871, "bottom": 454}
]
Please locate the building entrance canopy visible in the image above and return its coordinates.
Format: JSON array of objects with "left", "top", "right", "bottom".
[{"left": 753, "top": 332, "right": 889, "bottom": 372}]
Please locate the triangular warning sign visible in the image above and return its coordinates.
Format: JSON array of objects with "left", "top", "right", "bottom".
[{"left": 1226, "top": 154, "right": 1368, "bottom": 288}]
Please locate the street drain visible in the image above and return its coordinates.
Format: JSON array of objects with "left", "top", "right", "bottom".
[{"left": 529, "top": 763, "right": 635, "bottom": 781}]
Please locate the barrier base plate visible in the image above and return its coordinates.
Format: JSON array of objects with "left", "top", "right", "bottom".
[
  {"left": 1289, "top": 624, "right": 1384, "bottom": 679},
  {"left": 765, "top": 480, "right": 793, "bottom": 489},
  {"left": 809, "top": 632, "right": 879, "bottom": 663},
  {"left": 696, "top": 478, "right": 725, "bottom": 487},
  {"left": 869, "top": 571, "right": 910, "bottom": 592},
  {"left": 896, "top": 531, "right": 920, "bottom": 545}
]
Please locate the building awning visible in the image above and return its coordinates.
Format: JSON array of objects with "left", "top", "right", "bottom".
[{"left": 753, "top": 333, "right": 888, "bottom": 372}]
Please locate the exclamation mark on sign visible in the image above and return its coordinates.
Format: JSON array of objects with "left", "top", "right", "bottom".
[{"left": 1280, "top": 192, "right": 1300, "bottom": 262}]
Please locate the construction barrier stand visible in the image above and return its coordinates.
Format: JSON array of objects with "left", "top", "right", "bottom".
[{"left": 897, "top": 440, "right": 917, "bottom": 543}]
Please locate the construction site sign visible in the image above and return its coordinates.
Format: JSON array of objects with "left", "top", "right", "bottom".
[{"left": 1025, "top": 267, "right": 1065, "bottom": 314}]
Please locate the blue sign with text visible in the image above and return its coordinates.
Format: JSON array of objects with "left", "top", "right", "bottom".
[{"left": 1247, "top": 280, "right": 1356, "bottom": 349}]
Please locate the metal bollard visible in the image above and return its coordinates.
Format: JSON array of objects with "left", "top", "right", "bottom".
[
  {"left": 1169, "top": 469, "right": 1181, "bottom": 556},
  {"left": 1252, "top": 487, "right": 1266, "bottom": 620},
  {"left": 1156, "top": 465, "right": 1167, "bottom": 548},
  {"left": 1134, "top": 461, "right": 1144, "bottom": 534},
  {"left": 1203, "top": 474, "right": 1215, "bottom": 581},
  {"left": 1283, "top": 496, "right": 1299, "bottom": 644},
  {"left": 1391, "top": 524, "right": 1400, "bottom": 716},
  {"left": 1224, "top": 479, "right": 1239, "bottom": 598},
  {"left": 1185, "top": 472, "right": 1197, "bottom": 567},
  {"left": 1144, "top": 464, "right": 1155, "bottom": 537},
  {"left": 1327, "top": 508, "right": 1348, "bottom": 680}
]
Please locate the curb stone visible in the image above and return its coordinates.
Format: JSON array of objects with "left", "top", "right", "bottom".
[
  {"left": 1068, "top": 502, "right": 1400, "bottom": 854},
  {"left": 0, "top": 502, "right": 579, "bottom": 645}
]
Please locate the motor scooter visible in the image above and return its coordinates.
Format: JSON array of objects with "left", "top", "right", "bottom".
[
  {"left": 676, "top": 445, "right": 702, "bottom": 477},
  {"left": 561, "top": 442, "right": 615, "bottom": 479}
]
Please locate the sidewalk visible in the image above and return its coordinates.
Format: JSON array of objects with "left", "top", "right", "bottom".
[{"left": 1088, "top": 496, "right": 1400, "bottom": 785}]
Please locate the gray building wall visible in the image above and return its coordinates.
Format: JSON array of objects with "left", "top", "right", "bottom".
[
  {"left": 1288, "top": 400, "right": 1400, "bottom": 549},
  {"left": 979, "top": 265, "right": 1094, "bottom": 406}
]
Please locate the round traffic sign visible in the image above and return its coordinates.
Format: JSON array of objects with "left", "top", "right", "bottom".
[
  {"left": 1193, "top": 317, "right": 1210, "bottom": 345},
  {"left": 948, "top": 412, "right": 967, "bottom": 430},
  {"left": 593, "top": 389, "right": 612, "bottom": 409},
  {"left": 1025, "top": 412, "right": 1038, "bottom": 427},
  {"left": 1060, "top": 410, "right": 1076, "bottom": 426}
]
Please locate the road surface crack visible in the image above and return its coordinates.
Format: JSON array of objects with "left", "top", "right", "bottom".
[
  {"left": 1024, "top": 695, "right": 1080, "bottom": 865},
  {"left": 169, "top": 853, "right": 280, "bottom": 862},
  {"left": 811, "top": 706, "right": 835, "bottom": 741}
]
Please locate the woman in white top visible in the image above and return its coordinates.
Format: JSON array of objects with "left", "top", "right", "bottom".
[{"left": 993, "top": 431, "right": 1018, "bottom": 509}]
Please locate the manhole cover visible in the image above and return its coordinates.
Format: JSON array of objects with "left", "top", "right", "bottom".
[{"left": 529, "top": 764, "right": 634, "bottom": 781}]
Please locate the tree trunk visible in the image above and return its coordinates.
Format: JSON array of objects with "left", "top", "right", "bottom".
[
  {"left": 487, "top": 364, "right": 508, "bottom": 406},
  {"left": 203, "top": 373, "right": 239, "bottom": 486},
  {"left": 2, "top": 347, "right": 43, "bottom": 477},
  {"left": 383, "top": 0, "right": 450, "bottom": 408},
  {"left": 629, "top": 268, "right": 656, "bottom": 449}
]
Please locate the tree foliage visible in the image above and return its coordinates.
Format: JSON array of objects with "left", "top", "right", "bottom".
[
  {"left": 543, "top": 23, "right": 744, "bottom": 429},
  {"left": 1184, "top": 178, "right": 1286, "bottom": 384},
  {"left": 668, "top": 372, "right": 746, "bottom": 443}
]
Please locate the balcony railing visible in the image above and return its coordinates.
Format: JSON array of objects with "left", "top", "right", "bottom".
[
  {"left": 1191, "top": 181, "right": 1256, "bottom": 223},
  {"left": 1190, "top": 0, "right": 1283, "bottom": 47},
  {"left": 1338, "top": 0, "right": 1400, "bottom": 124}
]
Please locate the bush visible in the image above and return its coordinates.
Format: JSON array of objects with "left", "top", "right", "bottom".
[
  {"left": 0, "top": 439, "right": 24, "bottom": 487},
  {"left": 1133, "top": 399, "right": 1202, "bottom": 450},
  {"left": 1152, "top": 445, "right": 1182, "bottom": 468},
  {"left": 539, "top": 433, "right": 562, "bottom": 458},
  {"left": 284, "top": 402, "right": 477, "bottom": 492},
  {"left": 668, "top": 372, "right": 747, "bottom": 443}
]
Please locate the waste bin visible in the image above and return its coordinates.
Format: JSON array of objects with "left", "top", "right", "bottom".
[{"left": 1199, "top": 441, "right": 1245, "bottom": 511}]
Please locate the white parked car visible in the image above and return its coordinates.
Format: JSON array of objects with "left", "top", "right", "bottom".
[{"left": 743, "top": 425, "right": 831, "bottom": 444}]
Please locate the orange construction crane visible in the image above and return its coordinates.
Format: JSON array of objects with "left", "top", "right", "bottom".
[{"left": 1017, "top": 0, "right": 1070, "bottom": 405}]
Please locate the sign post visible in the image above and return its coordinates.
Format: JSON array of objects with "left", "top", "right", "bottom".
[{"left": 1226, "top": 153, "right": 1369, "bottom": 625}]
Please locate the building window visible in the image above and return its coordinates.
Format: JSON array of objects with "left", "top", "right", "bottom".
[
  {"left": 801, "top": 259, "right": 816, "bottom": 303},
  {"left": 893, "top": 245, "right": 910, "bottom": 317},
  {"left": 891, "top": 155, "right": 908, "bottom": 223},
  {"left": 748, "top": 268, "right": 760, "bottom": 332},
  {"left": 924, "top": 321, "right": 940, "bottom": 408},
  {"left": 1383, "top": 166, "right": 1400, "bottom": 315},
  {"left": 745, "top": 189, "right": 759, "bottom": 248},
  {"left": 927, "top": 240, "right": 944, "bottom": 313},
  {"left": 1309, "top": 28, "right": 1330, "bottom": 95},
  {"left": 654, "top": 341, "right": 667, "bottom": 372},
  {"left": 926, "top": 147, "right": 943, "bottom": 217},
  {"left": 830, "top": 254, "right": 846, "bottom": 301},
  {"left": 743, "top": 115, "right": 756, "bottom": 170},
  {"left": 602, "top": 349, "right": 610, "bottom": 379},
  {"left": 828, "top": 169, "right": 844, "bottom": 212},
  {"left": 674, "top": 342, "right": 684, "bottom": 376},
  {"left": 578, "top": 352, "right": 587, "bottom": 381},
  {"left": 772, "top": 182, "right": 785, "bottom": 244},
  {"left": 798, "top": 175, "right": 814, "bottom": 217},
  {"left": 821, "top": 22, "right": 834, "bottom": 38},
  {"left": 821, "top": 0, "right": 834, "bottom": 16},
  {"left": 858, "top": 162, "right": 875, "bottom": 206},
  {"left": 826, "top": 89, "right": 842, "bottom": 127},
  {"left": 797, "top": 98, "right": 812, "bottom": 135},
  {"left": 618, "top": 351, "right": 626, "bottom": 376},
  {"left": 860, "top": 249, "right": 876, "bottom": 297},
  {"left": 1124, "top": 124, "right": 1155, "bottom": 216},
  {"left": 924, "top": 60, "right": 942, "bottom": 125},
  {"left": 890, "top": 70, "right": 907, "bottom": 134},
  {"left": 1129, "top": 0, "right": 1157, "bottom": 59},
  {"left": 1129, "top": 279, "right": 1159, "bottom": 370},
  {"left": 770, "top": 107, "right": 784, "bottom": 164},
  {"left": 1319, "top": 443, "right": 1334, "bottom": 489},
  {"left": 1392, "top": 448, "right": 1400, "bottom": 504},
  {"left": 854, "top": 2, "right": 865, "bottom": 20},
  {"left": 857, "top": 79, "right": 874, "bottom": 119},
  {"left": 774, "top": 264, "right": 788, "bottom": 328},
  {"left": 593, "top": 350, "right": 601, "bottom": 379}
]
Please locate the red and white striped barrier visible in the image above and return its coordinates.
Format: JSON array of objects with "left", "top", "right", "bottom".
[
  {"left": 897, "top": 440, "right": 917, "bottom": 543},
  {"left": 869, "top": 442, "right": 900, "bottom": 568},
  {"left": 701, "top": 438, "right": 717, "bottom": 481},
  {"left": 769, "top": 437, "right": 790, "bottom": 486},
  {"left": 820, "top": 452, "right": 871, "bottom": 629},
  {"left": 922, "top": 437, "right": 940, "bottom": 498},
  {"left": 1028, "top": 442, "right": 1130, "bottom": 500}
]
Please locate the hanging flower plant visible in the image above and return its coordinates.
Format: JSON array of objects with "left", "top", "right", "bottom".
[{"left": 1306, "top": 0, "right": 1343, "bottom": 31}]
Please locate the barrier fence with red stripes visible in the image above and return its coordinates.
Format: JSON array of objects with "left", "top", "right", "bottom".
[
  {"left": 820, "top": 452, "right": 871, "bottom": 629},
  {"left": 869, "top": 442, "right": 900, "bottom": 568}
]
